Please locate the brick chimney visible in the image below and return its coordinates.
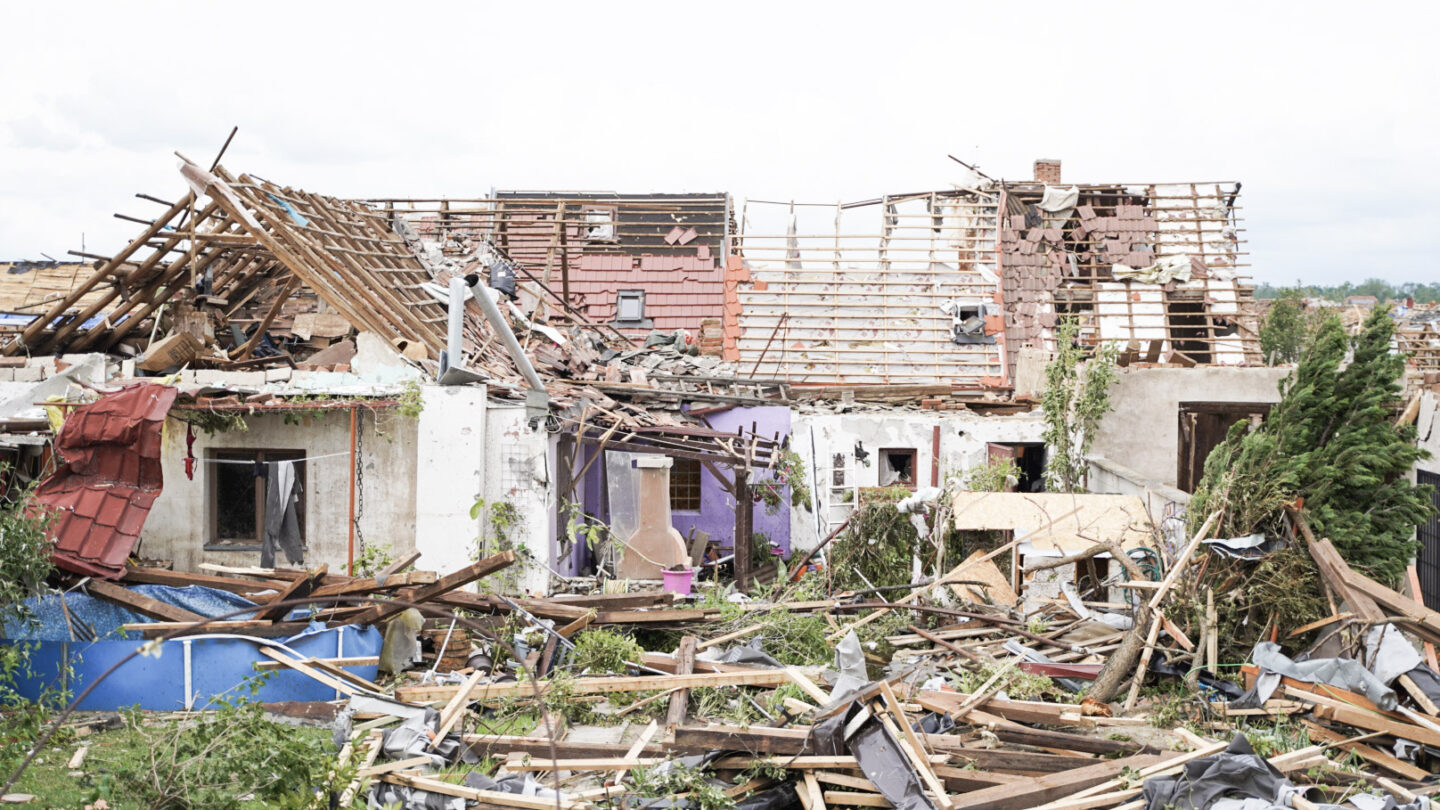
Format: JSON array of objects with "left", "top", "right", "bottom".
[{"left": 1033, "top": 158, "right": 1062, "bottom": 184}]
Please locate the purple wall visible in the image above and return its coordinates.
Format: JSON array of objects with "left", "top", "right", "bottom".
[
  {"left": 672, "top": 406, "right": 793, "bottom": 558},
  {"left": 560, "top": 405, "right": 794, "bottom": 576}
]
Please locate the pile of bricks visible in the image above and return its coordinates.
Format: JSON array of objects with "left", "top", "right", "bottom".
[{"left": 696, "top": 318, "right": 724, "bottom": 357}]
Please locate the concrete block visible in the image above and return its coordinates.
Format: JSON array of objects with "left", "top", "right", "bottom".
[
  {"left": 13, "top": 367, "right": 43, "bottom": 382},
  {"left": 265, "top": 367, "right": 293, "bottom": 383},
  {"left": 0, "top": 369, "right": 15, "bottom": 382}
]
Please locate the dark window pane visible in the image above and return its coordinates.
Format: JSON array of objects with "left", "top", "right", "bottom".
[
  {"left": 215, "top": 458, "right": 257, "bottom": 541},
  {"left": 669, "top": 457, "right": 702, "bottom": 511}
]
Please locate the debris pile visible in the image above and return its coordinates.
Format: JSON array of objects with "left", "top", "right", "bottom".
[{"left": 16, "top": 496, "right": 1440, "bottom": 810}]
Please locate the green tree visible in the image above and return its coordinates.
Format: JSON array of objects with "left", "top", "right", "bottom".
[
  {"left": 1041, "top": 319, "right": 1119, "bottom": 493},
  {"left": 1189, "top": 310, "right": 1434, "bottom": 584},
  {"left": 1258, "top": 293, "right": 1312, "bottom": 365}
]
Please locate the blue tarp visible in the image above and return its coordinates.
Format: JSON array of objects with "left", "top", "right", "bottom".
[
  {"left": 4, "top": 584, "right": 260, "bottom": 641},
  {"left": 1, "top": 585, "right": 384, "bottom": 709}
]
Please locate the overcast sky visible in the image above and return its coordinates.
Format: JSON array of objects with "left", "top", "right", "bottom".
[{"left": 2, "top": 2, "right": 1436, "bottom": 287}]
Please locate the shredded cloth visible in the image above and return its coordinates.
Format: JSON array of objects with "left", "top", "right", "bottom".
[
  {"left": 1112, "top": 255, "right": 1197, "bottom": 285},
  {"left": 261, "top": 460, "right": 305, "bottom": 567},
  {"left": 1037, "top": 185, "right": 1079, "bottom": 213}
]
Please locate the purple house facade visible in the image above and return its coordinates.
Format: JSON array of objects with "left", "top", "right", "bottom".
[{"left": 556, "top": 405, "right": 793, "bottom": 577}]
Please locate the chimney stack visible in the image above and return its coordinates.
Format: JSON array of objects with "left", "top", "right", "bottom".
[{"left": 1033, "top": 159, "right": 1062, "bottom": 184}]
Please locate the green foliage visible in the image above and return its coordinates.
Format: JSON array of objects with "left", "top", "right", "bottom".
[
  {"left": 396, "top": 380, "right": 425, "bottom": 419},
  {"left": 96, "top": 679, "right": 347, "bottom": 809},
  {"left": 0, "top": 484, "right": 65, "bottom": 782},
  {"left": 1041, "top": 318, "right": 1119, "bottom": 492},
  {"left": 827, "top": 498, "right": 919, "bottom": 592},
  {"left": 561, "top": 501, "right": 607, "bottom": 553},
  {"left": 570, "top": 629, "right": 642, "bottom": 676},
  {"left": 953, "top": 663, "right": 1063, "bottom": 702},
  {"left": 1256, "top": 278, "right": 1431, "bottom": 304},
  {"left": 1258, "top": 293, "right": 1318, "bottom": 365},
  {"left": 173, "top": 410, "right": 248, "bottom": 435},
  {"left": 1189, "top": 310, "right": 1435, "bottom": 584},
  {"left": 754, "top": 449, "right": 812, "bottom": 516},
  {"left": 628, "top": 761, "right": 734, "bottom": 810},
  {"left": 959, "top": 458, "right": 1020, "bottom": 493},
  {"left": 350, "top": 543, "right": 394, "bottom": 578}
]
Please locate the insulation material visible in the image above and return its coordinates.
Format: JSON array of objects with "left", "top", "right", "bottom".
[{"left": 949, "top": 492, "right": 1155, "bottom": 553}]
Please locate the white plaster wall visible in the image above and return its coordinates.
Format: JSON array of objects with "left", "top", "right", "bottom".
[
  {"left": 414, "top": 385, "right": 487, "bottom": 578},
  {"left": 1090, "top": 366, "right": 1289, "bottom": 487},
  {"left": 141, "top": 407, "right": 419, "bottom": 573},
  {"left": 1413, "top": 391, "right": 1440, "bottom": 479},
  {"left": 483, "top": 404, "right": 554, "bottom": 594},
  {"left": 788, "top": 410, "right": 1047, "bottom": 550}
]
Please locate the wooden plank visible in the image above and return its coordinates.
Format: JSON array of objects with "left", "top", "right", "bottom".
[
  {"left": 257, "top": 647, "right": 366, "bottom": 697},
  {"left": 671, "top": 725, "right": 1092, "bottom": 773},
  {"left": 430, "top": 670, "right": 485, "bottom": 748},
  {"left": 947, "top": 755, "right": 1164, "bottom": 810},
  {"left": 251, "top": 563, "right": 328, "bottom": 623},
  {"left": 122, "top": 564, "right": 290, "bottom": 595},
  {"left": 380, "top": 772, "right": 584, "bottom": 809},
  {"left": 84, "top": 579, "right": 207, "bottom": 624},
  {"left": 1301, "top": 720, "right": 1429, "bottom": 781},
  {"left": 346, "top": 551, "right": 515, "bottom": 626},
  {"left": 396, "top": 667, "right": 796, "bottom": 705},
  {"left": 877, "top": 680, "right": 952, "bottom": 809},
  {"left": 665, "top": 636, "right": 698, "bottom": 733},
  {"left": 254, "top": 655, "right": 377, "bottom": 671}
]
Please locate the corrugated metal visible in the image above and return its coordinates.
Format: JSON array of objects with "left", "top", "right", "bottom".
[{"left": 36, "top": 383, "right": 177, "bottom": 579}]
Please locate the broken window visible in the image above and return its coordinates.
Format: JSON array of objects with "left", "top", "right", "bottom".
[
  {"left": 615, "top": 290, "right": 647, "bottom": 326},
  {"left": 669, "top": 456, "right": 702, "bottom": 512},
  {"left": 208, "top": 449, "right": 306, "bottom": 550},
  {"left": 1177, "top": 402, "right": 1270, "bottom": 492},
  {"left": 583, "top": 207, "right": 618, "bottom": 243},
  {"left": 1165, "top": 293, "right": 1213, "bottom": 364},
  {"left": 878, "top": 448, "right": 917, "bottom": 488}
]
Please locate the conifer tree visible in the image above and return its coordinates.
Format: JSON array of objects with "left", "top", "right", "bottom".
[{"left": 1188, "top": 309, "right": 1433, "bottom": 585}]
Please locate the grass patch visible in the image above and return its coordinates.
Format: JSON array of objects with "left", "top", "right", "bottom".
[{"left": 7, "top": 719, "right": 334, "bottom": 809}]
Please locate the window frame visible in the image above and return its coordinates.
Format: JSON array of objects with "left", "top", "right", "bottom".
[
  {"left": 614, "top": 289, "right": 650, "bottom": 327},
  {"left": 205, "top": 448, "right": 308, "bottom": 552},
  {"left": 878, "top": 448, "right": 918, "bottom": 490},
  {"left": 669, "top": 457, "right": 703, "bottom": 513}
]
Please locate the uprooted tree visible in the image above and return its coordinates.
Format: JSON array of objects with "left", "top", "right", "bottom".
[{"left": 1188, "top": 308, "right": 1433, "bottom": 586}]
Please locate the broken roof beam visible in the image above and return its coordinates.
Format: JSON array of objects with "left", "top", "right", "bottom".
[
  {"left": 2, "top": 193, "right": 195, "bottom": 355},
  {"left": 181, "top": 163, "right": 451, "bottom": 365}
]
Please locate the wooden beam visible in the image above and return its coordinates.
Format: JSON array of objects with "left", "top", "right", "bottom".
[{"left": 84, "top": 579, "right": 207, "bottom": 624}]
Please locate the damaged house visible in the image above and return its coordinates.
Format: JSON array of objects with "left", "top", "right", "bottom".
[{"left": 0, "top": 157, "right": 1283, "bottom": 603}]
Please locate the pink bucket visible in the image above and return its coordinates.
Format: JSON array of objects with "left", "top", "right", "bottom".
[{"left": 661, "top": 567, "right": 695, "bottom": 596}]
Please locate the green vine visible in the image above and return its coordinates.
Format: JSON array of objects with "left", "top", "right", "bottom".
[
  {"left": 396, "top": 380, "right": 424, "bottom": 419},
  {"left": 1041, "top": 317, "right": 1119, "bottom": 492}
]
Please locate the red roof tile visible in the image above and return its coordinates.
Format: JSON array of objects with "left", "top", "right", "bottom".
[{"left": 35, "top": 383, "right": 177, "bottom": 579}]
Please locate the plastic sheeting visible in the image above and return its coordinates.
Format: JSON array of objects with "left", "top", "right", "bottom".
[
  {"left": 1245, "top": 642, "right": 1397, "bottom": 711},
  {"left": 3, "top": 584, "right": 259, "bottom": 640},
  {"left": 1142, "top": 734, "right": 1426, "bottom": 810},
  {"left": 812, "top": 700, "right": 938, "bottom": 810}
]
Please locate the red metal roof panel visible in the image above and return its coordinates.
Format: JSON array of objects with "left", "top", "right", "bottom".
[{"left": 35, "top": 383, "right": 178, "bottom": 579}]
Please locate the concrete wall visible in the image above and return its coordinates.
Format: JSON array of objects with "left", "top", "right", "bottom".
[
  {"left": 788, "top": 409, "right": 1047, "bottom": 551},
  {"left": 141, "top": 385, "right": 556, "bottom": 596},
  {"left": 1087, "top": 455, "right": 1190, "bottom": 555},
  {"left": 1414, "top": 392, "right": 1440, "bottom": 478},
  {"left": 141, "top": 406, "right": 419, "bottom": 574},
  {"left": 482, "top": 403, "right": 554, "bottom": 594},
  {"left": 1090, "top": 366, "right": 1290, "bottom": 487}
]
